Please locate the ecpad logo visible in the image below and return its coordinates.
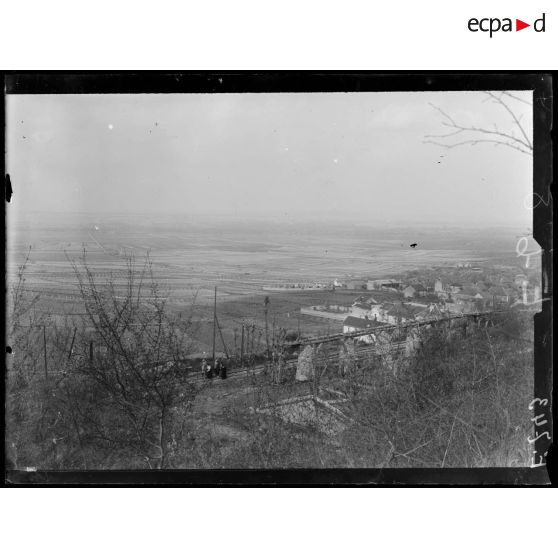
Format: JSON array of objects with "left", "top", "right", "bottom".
[{"left": 468, "top": 13, "right": 546, "bottom": 37}]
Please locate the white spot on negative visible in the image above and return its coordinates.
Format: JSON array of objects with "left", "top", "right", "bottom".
[{"left": 108, "top": 124, "right": 114, "bottom": 130}]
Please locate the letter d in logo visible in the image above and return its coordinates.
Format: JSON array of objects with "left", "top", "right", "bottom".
[{"left": 534, "top": 13, "right": 546, "bottom": 32}]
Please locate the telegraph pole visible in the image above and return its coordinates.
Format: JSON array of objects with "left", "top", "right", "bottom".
[
  {"left": 264, "top": 296, "right": 270, "bottom": 359},
  {"left": 240, "top": 323, "right": 245, "bottom": 367},
  {"left": 212, "top": 286, "right": 217, "bottom": 363},
  {"left": 43, "top": 325, "right": 48, "bottom": 379},
  {"left": 245, "top": 324, "right": 250, "bottom": 364},
  {"left": 215, "top": 315, "right": 230, "bottom": 359}
]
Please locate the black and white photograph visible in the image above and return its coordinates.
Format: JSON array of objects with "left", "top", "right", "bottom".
[{"left": 4, "top": 74, "right": 553, "bottom": 484}]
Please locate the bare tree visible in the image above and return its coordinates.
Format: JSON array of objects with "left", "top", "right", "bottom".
[
  {"left": 424, "top": 91, "right": 533, "bottom": 156},
  {"left": 7, "top": 248, "right": 41, "bottom": 360},
  {"left": 53, "top": 250, "right": 202, "bottom": 469},
  {"left": 5, "top": 249, "right": 58, "bottom": 470}
]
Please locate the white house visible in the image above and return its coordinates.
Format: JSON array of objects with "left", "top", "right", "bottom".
[
  {"left": 342, "top": 316, "right": 375, "bottom": 344},
  {"left": 351, "top": 300, "right": 383, "bottom": 319}
]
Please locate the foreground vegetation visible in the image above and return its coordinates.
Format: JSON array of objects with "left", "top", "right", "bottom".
[{"left": 6, "top": 254, "right": 535, "bottom": 470}]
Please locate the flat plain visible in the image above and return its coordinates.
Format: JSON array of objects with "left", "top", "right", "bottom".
[{"left": 8, "top": 211, "right": 529, "bottom": 354}]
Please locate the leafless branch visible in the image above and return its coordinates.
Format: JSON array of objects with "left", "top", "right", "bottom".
[
  {"left": 424, "top": 92, "right": 533, "bottom": 156},
  {"left": 424, "top": 138, "right": 533, "bottom": 156}
]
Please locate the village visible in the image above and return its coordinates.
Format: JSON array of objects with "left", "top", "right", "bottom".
[{"left": 298, "top": 261, "right": 541, "bottom": 344}]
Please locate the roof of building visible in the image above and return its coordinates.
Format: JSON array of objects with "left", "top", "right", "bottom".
[
  {"left": 343, "top": 316, "right": 374, "bottom": 329},
  {"left": 414, "top": 284, "right": 426, "bottom": 291},
  {"left": 403, "top": 285, "right": 416, "bottom": 291}
]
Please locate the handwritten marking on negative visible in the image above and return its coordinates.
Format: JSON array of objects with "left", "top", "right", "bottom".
[{"left": 528, "top": 398, "right": 550, "bottom": 468}]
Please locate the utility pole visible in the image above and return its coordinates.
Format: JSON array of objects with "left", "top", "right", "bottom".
[
  {"left": 43, "top": 325, "right": 48, "bottom": 379},
  {"left": 90, "top": 341, "right": 94, "bottom": 362},
  {"left": 240, "top": 323, "right": 245, "bottom": 367},
  {"left": 264, "top": 296, "right": 270, "bottom": 359},
  {"left": 215, "top": 315, "right": 230, "bottom": 359},
  {"left": 245, "top": 325, "right": 250, "bottom": 365},
  {"left": 212, "top": 286, "right": 217, "bottom": 363}
]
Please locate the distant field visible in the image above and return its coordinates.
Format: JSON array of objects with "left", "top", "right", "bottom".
[{"left": 8, "top": 213, "right": 530, "bottom": 352}]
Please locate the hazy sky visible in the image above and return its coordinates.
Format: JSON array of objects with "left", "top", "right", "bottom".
[{"left": 7, "top": 90, "right": 533, "bottom": 226}]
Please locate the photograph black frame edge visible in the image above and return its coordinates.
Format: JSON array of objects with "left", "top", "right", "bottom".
[{"left": 2, "top": 71, "right": 554, "bottom": 486}]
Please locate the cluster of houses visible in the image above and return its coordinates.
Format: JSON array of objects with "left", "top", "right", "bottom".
[
  {"left": 338, "top": 272, "right": 541, "bottom": 342},
  {"left": 334, "top": 278, "right": 402, "bottom": 291},
  {"left": 342, "top": 296, "right": 444, "bottom": 341},
  {"left": 337, "top": 272, "right": 541, "bottom": 308},
  {"left": 433, "top": 276, "right": 541, "bottom": 311}
]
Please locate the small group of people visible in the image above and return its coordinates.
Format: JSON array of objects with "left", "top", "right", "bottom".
[{"left": 202, "top": 357, "right": 227, "bottom": 380}]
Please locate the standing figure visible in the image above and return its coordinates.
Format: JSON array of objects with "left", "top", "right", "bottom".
[
  {"left": 219, "top": 360, "right": 227, "bottom": 380},
  {"left": 204, "top": 359, "right": 214, "bottom": 379}
]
